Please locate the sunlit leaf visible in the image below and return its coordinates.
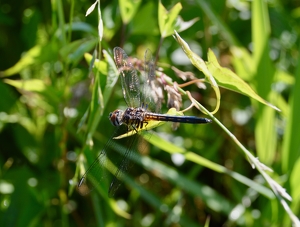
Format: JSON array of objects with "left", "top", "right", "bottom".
[
  {"left": 174, "top": 31, "right": 280, "bottom": 112},
  {"left": 251, "top": 1, "right": 278, "bottom": 165},
  {"left": 290, "top": 157, "right": 300, "bottom": 202},
  {"left": 4, "top": 79, "right": 46, "bottom": 92},
  {"left": 282, "top": 57, "right": 300, "bottom": 172},
  {"left": 158, "top": 1, "right": 182, "bottom": 38},
  {"left": 84, "top": 53, "right": 107, "bottom": 75},
  {"left": 274, "top": 70, "right": 294, "bottom": 85},
  {"left": 85, "top": 0, "right": 98, "bottom": 17},
  {"left": 2, "top": 44, "right": 58, "bottom": 77},
  {"left": 119, "top": 0, "right": 141, "bottom": 24},
  {"left": 2, "top": 46, "right": 40, "bottom": 76},
  {"left": 176, "top": 16, "right": 199, "bottom": 32},
  {"left": 207, "top": 49, "right": 280, "bottom": 111},
  {"left": 231, "top": 46, "right": 256, "bottom": 81},
  {"left": 173, "top": 31, "right": 220, "bottom": 114},
  {"left": 3, "top": 79, "right": 61, "bottom": 106}
]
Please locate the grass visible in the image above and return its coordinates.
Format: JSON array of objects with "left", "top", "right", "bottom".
[{"left": 0, "top": 0, "right": 299, "bottom": 226}]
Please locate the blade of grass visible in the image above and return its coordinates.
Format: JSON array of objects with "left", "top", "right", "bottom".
[
  {"left": 282, "top": 51, "right": 300, "bottom": 172},
  {"left": 145, "top": 132, "right": 273, "bottom": 199},
  {"left": 106, "top": 139, "right": 235, "bottom": 215},
  {"left": 252, "top": 0, "right": 277, "bottom": 165}
]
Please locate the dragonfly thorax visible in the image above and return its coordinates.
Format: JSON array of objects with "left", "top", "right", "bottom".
[{"left": 109, "top": 107, "right": 148, "bottom": 129}]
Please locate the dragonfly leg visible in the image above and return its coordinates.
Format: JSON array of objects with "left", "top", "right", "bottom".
[
  {"left": 144, "top": 121, "right": 149, "bottom": 128},
  {"left": 129, "top": 124, "right": 139, "bottom": 133}
]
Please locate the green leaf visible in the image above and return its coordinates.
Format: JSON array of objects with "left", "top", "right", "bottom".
[
  {"left": 176, "top": 17, "right": 199, "bottom": 33},
  {"left": 173, "top": 31, "right": 220, "bottom": 114},
  {"left": 131, "top": 2, "right": 159, "bottom": 35},
  {"left": 230, "top": 46, "right": 256, "bottom": 81},
  {"left": 4, "top": 79, "right": 46, "bottom": 92},
  {"left": 85, "top": 1, "right": 98, "bottom": 17},
  {"left": 252, "top": 0, "right": 277, "bottom": 165},
  {"left": 290, "top": 157, "right": 300, "bottom": 202},
  {"left": 84, "top": 52, "right": 107, "bottom": 75},
  {"left": 137, "top": 156, "right": 234, "bottom": 214},
  {"left": 84, "top": 49, "right": 119, "bottom": 143},
  {"left": 119, "top": 0, "right": 141, "bottom": 24},
  {"left": 60, "top": 38, "right": 97, "bottom": 65},
  {"left": 282, "top": 53, "right": 300, "bottom": 172},
  {"left": 252, "top": 0, "right": 270, "bottom": 63},
  {"left": 173, "top": 31, "right": 280, "bottom": 112},
  {"left": 274, "top": 70, "right": 294, "bottom": 85},
  {"left": 102, "top": 49, "right": 119, "bottom": 107},
  {"left": 144, "top": 133, "right": 273, "bottom": 199},
  {"left": 107, "top": 138, "right": 236, "bottom": 215},
  {"left": 85, "top": 65, "right": 104, "bottom": 142},
  {"left": 77, "top": 146, "right": 131, "bottom": 219},
  {"left": 158, "top": 1, "right": 182, "bottom": 38},
  {"left": 2, "top": 44, "right": 58, "bottom": 77},
  {"left": 206, "top": 49, "right": 280, "bottom": 111},
  {"left": 3, "top": 79, "right": 61, "bottom": 109}
]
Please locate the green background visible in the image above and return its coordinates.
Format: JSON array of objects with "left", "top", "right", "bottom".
[{"left": 0, "top": 0, "right": 299, "bottom": 226}]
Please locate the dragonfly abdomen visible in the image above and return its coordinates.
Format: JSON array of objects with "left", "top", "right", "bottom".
[{"left": 145, "top": 112, "right": 212, "bottom": 124}]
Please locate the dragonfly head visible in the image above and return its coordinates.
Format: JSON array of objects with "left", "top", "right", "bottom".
[{"left": 109, "top": 110, "right": 123, "bottom": 126}]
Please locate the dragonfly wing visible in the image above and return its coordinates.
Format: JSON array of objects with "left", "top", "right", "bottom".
[
  {"left": 78, "top": 127, "right": 126, "bottom": 196},
  {"left": 78, "top": 150, "right": 108, "bottom": 195},
  {"left": 144, "top": 49, "right": 155, "bottom": 82},
  {"left": 142, "top": 49, "right": 163, "bottom": 113},
  {"left": 108, "top": 132, "right": 138, "bottom": 197},
  {"left": 113, "top": 47, "right": 140, "bottom": 108}
]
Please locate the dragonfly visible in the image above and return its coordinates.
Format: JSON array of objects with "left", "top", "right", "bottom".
[{"left": 78, "top": 47, "right": 212, "bottom": 197}]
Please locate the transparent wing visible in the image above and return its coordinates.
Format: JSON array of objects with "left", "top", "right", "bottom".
[
  {"left": 108, "top": 129, "right": 152, "bottom": 197},
  {"left": 142, "top": 49, "right": 163, "bottom": 113},
  {"left": 77, "top": 141, "right": 111, "bottom": 196},
  {"left": 113, "top": 47, "right": 140, "bottom": 108},
  {"left": 77, "top": 150, "right": 108, "bottom": 196},
  {"left": 77, "top": 125, "right": 138, "bottom": 197},
  {"left": 108, "top": 132, "right": 138, "bottom": 197}
]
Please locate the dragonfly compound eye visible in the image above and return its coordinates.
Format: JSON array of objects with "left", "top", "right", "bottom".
[{"left": 109, "top": 110, "right": 124, "bottom": 126}]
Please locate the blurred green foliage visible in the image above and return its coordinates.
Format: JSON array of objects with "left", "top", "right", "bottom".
[{"left": 0, "top": 0, "right": 299, "bottom": 226}]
